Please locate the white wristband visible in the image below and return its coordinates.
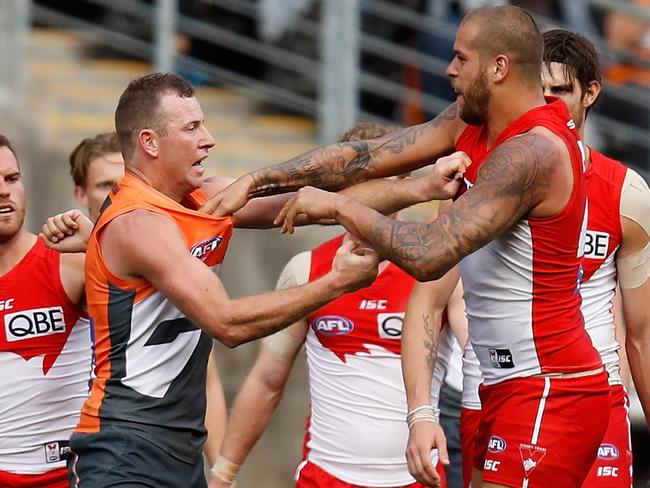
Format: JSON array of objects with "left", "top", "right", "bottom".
[
  {"left": 406, "top": 405, "right": 440, "bottom": 429},
  {"left": 211, "top": 455, "right": 241, "bottom": 484}
]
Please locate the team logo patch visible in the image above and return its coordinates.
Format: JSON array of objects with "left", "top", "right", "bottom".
[
  {"left": 597, "top": 443, "right": 619, "bottom": 460},
  {"left": 44, "top": 440, "right": 70, "bottom": 463},
  {"left": 519, "top": 443, "right": 547, "bottom": 477},
  {"left": 312, "top": 315, "right": 354, "bottom": 335},
  {"left": 190, "top": 236, "right": 223, "bottom": 259},
  {"left": 489, "top": 348, "right": 515, "bottom": 368},
  {"left": 487, "top": 436, "right": 507, "bottom": 453},
  {"left": 377, "top": 313, "right": 404, "bottom": 339}
]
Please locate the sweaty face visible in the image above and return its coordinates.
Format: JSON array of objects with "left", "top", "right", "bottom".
[
  {"left": 154, "top": 93, "right": 215, "bottom": 201},
  {"left": 76, "top": 152, "right": 124, "bottom": 222},
  {"left": 541, "top": 62, "right": 585, "bottom": 132},
  {"left": 447, "top": 22, "right": 492, "bottom": 125},
  {"left": 0, "top": 147, "right": 26, "bottom": 243}
]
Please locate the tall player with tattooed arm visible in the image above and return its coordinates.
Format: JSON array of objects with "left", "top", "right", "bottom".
[
  {"left": 209, "top": 122, "right": 461, "bottom": 488},
  {"left": 446, "top": 30, "right": 650, "bottom": 488},
  {"left": 206, "top": 6, "right": 610, "bottom": 487}
]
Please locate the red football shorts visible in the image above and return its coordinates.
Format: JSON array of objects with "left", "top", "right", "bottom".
[
  {"left": 582, "top": 384, "right": 633, "bottom": 487},
  {"left": 474, "top": 371, "right": 611, "bottom": 487},
  {"left": 295, "top": 460, "right": 446, "bottom": 488},
  {"left": 0, "top": 467, "right": 69, "bottom": 488},
  {"left": 460, "top": 407, "right": 482, "bottom": 488}
]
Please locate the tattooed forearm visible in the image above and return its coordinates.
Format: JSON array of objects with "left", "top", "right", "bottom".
[
  {"left": 248, "top": 142, "right": 372, "bottom": 198},
  {"left": 422, "top": 313, "right": 439, "bottom": 374},
  {"left": 247, "top": 104, "right": 460, "bottom": 197},
  {"left": 373, "top": 104, "right": 459, "bottom": 157}
]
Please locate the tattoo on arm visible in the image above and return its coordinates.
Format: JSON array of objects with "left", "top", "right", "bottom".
[
  {"left": 422, "top": 314, "right": 439, "bottom": 374},
  {"left": 366, "top": 133, "right": 558, "bottom": 280},
  {"left": 248, "top": 104, "right": 460, "bottom": 198}
]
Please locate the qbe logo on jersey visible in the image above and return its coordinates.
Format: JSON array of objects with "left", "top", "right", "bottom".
[
  {"left": 377, "top": 312, "right": 404, "bottom": 339},
  {"left": 4, "top": 306, "right": 66, "bottom": 342},
  {"left": 312, "top": 315, "right": 354, "bottom": 335},
  {"left": 584, "top": 230, "right": 610, "bottom": 259}
]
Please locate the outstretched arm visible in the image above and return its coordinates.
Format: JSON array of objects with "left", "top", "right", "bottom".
[
  {"left": 99, "top": 211, "right": 377, "bottom": 348},
  {"left": 277, "top": 130, "right": 566, "bottom": 282},
  {"left": 203, "top": 104, "right": 464, "bottom": 216}
]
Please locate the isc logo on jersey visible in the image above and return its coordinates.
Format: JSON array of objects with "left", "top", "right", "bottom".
[
  {"left": 312, "top": 315, "right": 354, "bottom": 335},
  {"left": 584, "top": 230, "right": 610, "bottom": 259},
  {"left": 597, "top": 443, "right": 619, "bottom": 460},
  {"left": 190, "top": 236, "right": 223, "bottom": 260},
  {"left": 488, "top": 436, "right": 507, "bottom": 453},
  {"left": 489, "top": 348, "right": 515, "bottom": 368},
  {"left": 4, "top": 306, "right": 66, "bottom": 342}
]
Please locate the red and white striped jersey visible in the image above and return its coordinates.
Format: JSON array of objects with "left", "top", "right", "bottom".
[
  {"left": 455, "top": 99, "right": 601, "bottom": 385},
  {"left": 580, "top": 150, "right": 627, "bottom": 384},
  {"left": 283, "top": 234, "right": 426, "bottom": 486},
  {"left": 0, "top": 239, "right": 90, "bottom": 474}
]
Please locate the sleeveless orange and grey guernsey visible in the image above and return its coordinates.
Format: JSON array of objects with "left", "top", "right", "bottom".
[{"left": 77, "top": 173, "right": 233, "bottom": 463}]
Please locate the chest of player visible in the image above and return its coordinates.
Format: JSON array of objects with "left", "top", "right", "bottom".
[
  {"left": 307, "top": 267, "right": 415, "bottom": 357},
  {"left": 0, "top": 295, "right": 77, "bottom": 344},
  {"left": 0, "top": 294, "right": 80, "bottom": 371},
  {"left": 582, "top": 176, "right": 623, "bottom": 271}
]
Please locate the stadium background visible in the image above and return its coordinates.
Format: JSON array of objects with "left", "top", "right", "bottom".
[{"left": 1, "top": 0, "right": 648, "bottom": 486}]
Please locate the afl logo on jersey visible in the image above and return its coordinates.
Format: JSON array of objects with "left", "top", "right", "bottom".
[
  {"left": 488, "top": 436, "right": 507, "bottom": 453},
  {"left": 312, "top": 315, "right": 354, "bottom": 335},
  {"left": 190, "top": 236, "right": 223, "bottom": 259},
  {"left": 597, "top": 444, "right": 619, "bottom": 460}
]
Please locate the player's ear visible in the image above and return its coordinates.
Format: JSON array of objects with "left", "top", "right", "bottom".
[
  {"left": 493, "top": 55, "right": 509, "bottom": 83},
  {"left": 139, "top": 129, "right": 159, "bottom": 158},
  {"left": 583, "top": 80, "right": 601, "bottom": 110},
  {"left": 74, "top": 185, "right": 89, "bottom": 209}
]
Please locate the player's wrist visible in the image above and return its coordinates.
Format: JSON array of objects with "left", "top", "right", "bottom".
[
  {"left": 406, "top": 404, "right": 440, "bottom": 429},
  {"left": 211, "top": 455, "right": 241, "bottom": 484}
]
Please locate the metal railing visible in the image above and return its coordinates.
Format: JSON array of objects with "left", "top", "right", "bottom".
[
  {"left": 26, "top": 0, "right": 650, "bottom": 175},
  {"left": 0, "top": 0, "right": 29, "bottom": 111}
]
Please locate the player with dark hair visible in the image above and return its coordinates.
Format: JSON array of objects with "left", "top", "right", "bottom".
[{"left": 542, "top": 28, "right": 648, "bottom": 486}]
